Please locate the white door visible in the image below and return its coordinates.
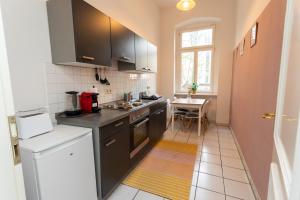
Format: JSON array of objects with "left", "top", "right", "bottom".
[
  {"left": 0, "top": 3, "right": 26, "bottom": 200},
  {"left": 268, "top": 0, "right": 300, "bottom": 199}
]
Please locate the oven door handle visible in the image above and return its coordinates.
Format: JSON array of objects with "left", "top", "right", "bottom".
[{"left": 134, "top": 118, "right": 149, "bottom": 128}]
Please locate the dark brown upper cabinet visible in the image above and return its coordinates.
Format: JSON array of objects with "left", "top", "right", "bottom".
[
  {"left": 135, "top": 34, "right": 148, "bottom": 71},
  {"left": 47, "top": 0, "right": 111, "bottom": 67},
  {"left": 110, "top": 19, "right": 135, "bottom": 64}
]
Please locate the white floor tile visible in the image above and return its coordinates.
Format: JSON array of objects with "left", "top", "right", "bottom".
[
  {"left": 192, "top": 172, "right": 199, "bottom": 186},
  {"left": 217, "top": 126, "right": 231, "bottom": 132},
  {"left": 220, "top": 142, "right": 237, "bottom": 150},
  {"left": 197, "top": 173, "right": 224, "bottom": 194},
  {"left": 189, "top": 186, "right": 196, "bottom": 200},
  {"left": 219, "top": 135, "right": 234, "bottom": 140},
  {"left": 196, "top": 152, "right": 202, "bottom": 161},
  {"left": 174, "top": 135, "right": 188, "bottom": 143},
  {"left": 223, "top": 167, "right": 249, "bottom": 183},
  {"left": 194, "top": 160, "right": 201, "bottom": 171},
  {"left": 134, "top": 191, "right": 164, "bottom": 200},
  {"left": 188, "top": 137, "right": 202, "bottom": 144},
  {"left": 204, "top": 132, "right": 219, "bottom": 137},
  {"left": 220, "top": 149, "right": 240, "bottom": 159},
  {"left": 200, "top": 162, "right": 223, "bottom": 177},
  {"left": 222, "top": 157, "right": 244, "bottom": 169},
  {"left": 224, "top": 179, "right": 255, "bottom": 200},
  {"left": 203, "top": 140, "right": 219, "bottom": 148},
  {"left": 202, "top": 146, "right": 220, "bottom": 155},
  {"left": 204, "top": 135, "right": 219, "bottom": 141},
  {"left": 219, "top": 137, "right": 234, "bottom": 143},
  {"left": 195, "top": 188, "right": 225, "bottom": 200},
  {"left": 108, "top": 184, "right": 138, "bottom": 200},
  {"left": 225, "top": 196, "right": 240, "bottom": 200},
  {"left": 201, "top": 152, "right": 221, "bottom": 165}
]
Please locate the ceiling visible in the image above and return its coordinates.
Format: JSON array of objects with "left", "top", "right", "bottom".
[{"left": 154, "top": 0, "right": 179, "bottom": 7}]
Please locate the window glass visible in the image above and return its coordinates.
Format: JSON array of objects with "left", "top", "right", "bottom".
[
  {"left": 182, "top": 28, "right": 213, "bottom": 48},
  {"left": 197, "top": 50, "right": 212, "bottom": 85},
  {"left": 181, "top": 52, "right": 194, "bottom": 89}
]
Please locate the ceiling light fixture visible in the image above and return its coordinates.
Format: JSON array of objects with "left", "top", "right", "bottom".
[{"left": 176, "top": 0, "right": 196, "bottom": 11}]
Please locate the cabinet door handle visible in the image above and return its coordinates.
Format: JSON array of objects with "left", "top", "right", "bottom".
[
  {"left": 105, "top": 139, "right": 117, "bottom": 147},
  {"left": 119, "top": 56, "right": 130, "bottom": 61},
  {"left": 142, "top": 67, "right": 147, "bottom": 70},
  {"left": 114, "top": 122, "right": 124, "bottom": 127},
  {"left": 155, "top": 111, "right": 161, "bottom": 115},
  {"left": 134, "top": 118, "right": 149, "bottom": 128},
  {"left": 81, "top": 56, "right": 95, "bottom": 61}
]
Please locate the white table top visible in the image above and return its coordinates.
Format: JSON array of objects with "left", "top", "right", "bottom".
[{"left": 171, "top": 98, "right": 206, "bottom": 106}]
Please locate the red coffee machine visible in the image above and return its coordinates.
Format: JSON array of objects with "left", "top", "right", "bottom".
[{"left": 80, "top": 92, "right": 100, "bottom": 113}]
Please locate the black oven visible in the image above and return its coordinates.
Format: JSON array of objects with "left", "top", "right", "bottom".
[{"left": 129, "top": 108, "right": 150, "bottom": 159}]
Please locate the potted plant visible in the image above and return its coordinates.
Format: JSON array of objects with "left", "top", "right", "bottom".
[{"left": 191, "top": 83, "right": 198, "bottom": 94}]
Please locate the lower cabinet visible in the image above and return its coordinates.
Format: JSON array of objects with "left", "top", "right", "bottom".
[
  {"left": 100, "top": 123, "right": 130, "bottom": 198},
  {"left": 149, "top": 106, "right": 167, "bottom": 144}
]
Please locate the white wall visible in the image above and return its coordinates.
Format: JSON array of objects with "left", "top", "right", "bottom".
[
  {"left": 46, "top": 64, "right": 156, "bottom": 123},
  {"left": 235, "top": 0, "right": 271, "bottom": 46},
  {"left": 0, "top": 0, "right": 160, "bottom": 114},
  {"left": 86, "top": 0, "right": 160, "bottom": 45},
  {"left": 158, "top": 0, "right": 236, "bottom": 124}
]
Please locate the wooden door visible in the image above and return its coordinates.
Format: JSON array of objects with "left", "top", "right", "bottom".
[
  {"left": 111, "top": 19, "right": 135, "bottom": 63},
  {"left": 72, "top": 0, "right": 111, "bottom": 66}
]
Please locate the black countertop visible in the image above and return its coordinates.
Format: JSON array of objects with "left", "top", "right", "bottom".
[{"left": 56, "top": 98, "right": 166, "bottom": 128}]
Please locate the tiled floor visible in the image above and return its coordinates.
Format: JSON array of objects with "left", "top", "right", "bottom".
[{"left": 107, "top": 121, "right": 256, "bottom": 200}]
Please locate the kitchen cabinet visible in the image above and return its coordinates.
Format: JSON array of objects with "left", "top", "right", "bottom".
[
  {"left": 47, "top": 0, "right": 111, "bottom": 67},
  {"left": 100, "top": 118, "right": 130, "bottom": 199},
  {"left": 147, "top": 42, "right": 158, "bottom": 72},
  {"left": 149, "top": 105, "right": 167, "bottom": 144},
  {"left": 135, "top": 34, "right": 148, "bottom": 71},
  {"left": 111, "top": 19, "right": 135, "bottom": 64}
]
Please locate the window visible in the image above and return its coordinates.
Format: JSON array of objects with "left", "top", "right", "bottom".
[{"left": 176, "top": 26, "right": 215, "bottom": 92}]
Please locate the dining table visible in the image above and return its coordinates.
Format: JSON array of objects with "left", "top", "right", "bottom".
[{"left": 171, "top": 98, "right": 206, "bottom": 136}]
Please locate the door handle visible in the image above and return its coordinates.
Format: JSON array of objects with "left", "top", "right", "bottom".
[
  {"left": 262, "top": 112, "right": 297, "bottom": 122},
  {"left": 134, "top": 118, "right": 149, "bottom": 128},
  {"left": 114, "top": 121, "right": 124, "bottom": 127},
  {"left": 105, "top": 139, "right": 117, "bottom": 147},
  {"left": 81, "top": 56, "right": 95, "bottom": 61},
  {"left": 262, "top": 113, "right": 276, "bottom": 119},
  {"left": 119, "top": 56, "right": 130, "bottom": 61}
]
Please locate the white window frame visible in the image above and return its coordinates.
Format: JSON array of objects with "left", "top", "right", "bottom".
[{"left": 175, "top": 25, "right": 216, "bottom": 93}]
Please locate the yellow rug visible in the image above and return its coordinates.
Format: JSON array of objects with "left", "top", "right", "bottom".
[{"left": 123, "top": 140, "right": 198, "bottom": 200}]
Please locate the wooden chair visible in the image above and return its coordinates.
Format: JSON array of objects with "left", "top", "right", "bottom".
[
  {"left": 184, "top": 99, "right": 211, "bottom": 132},
  {"left": 167, "top": 97, "right": 189, "bottom": 130}
]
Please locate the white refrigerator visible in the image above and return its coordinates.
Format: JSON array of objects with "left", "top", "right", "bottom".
[{"left": 20, "top": 125, "right": 97, "bottom": 200}]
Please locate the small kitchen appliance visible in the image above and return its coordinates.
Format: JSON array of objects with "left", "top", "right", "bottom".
[
  {"left": 65, "top": 91, "right": 82, "bottom": 116},
  {"left": 80, "top": 92, "right": 100, "bottom": 113},
  {"left": 20, "top": 125, "right": 97, "bottom": 200}
]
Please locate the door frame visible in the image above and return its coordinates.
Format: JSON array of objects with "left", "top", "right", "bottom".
[
  {"left": 272, "top": 0, "right": 300, "bottom": 198},
  {"left": 0, "top": 2, "right": 26, "bottom": 200}
]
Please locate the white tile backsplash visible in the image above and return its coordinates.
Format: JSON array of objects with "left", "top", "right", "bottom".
[{"left": 46, "top": 62, "right": 156, "bottom": 123}]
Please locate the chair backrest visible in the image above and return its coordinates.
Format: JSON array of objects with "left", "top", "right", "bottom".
[{"left": 201, "top": 99, "right": 211, "bottom": 117}]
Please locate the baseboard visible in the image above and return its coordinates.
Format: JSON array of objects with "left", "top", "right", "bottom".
[
  {"left": 216, "top": 122, "right": 230, "bottom": 126},
  {"left": 230, "top": 127, "right": 261, "bottom": 200}
]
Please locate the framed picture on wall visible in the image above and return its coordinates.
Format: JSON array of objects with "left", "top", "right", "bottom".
[
  {"left": 250, "top": 22, "right": 258, "bottom": 47},
  {"left": 239, "top": 38, "right": 245, "bottom": 55}
]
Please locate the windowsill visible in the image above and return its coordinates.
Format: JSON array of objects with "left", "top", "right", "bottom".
[{"left": 175, "top": 92, "right": 218, "bottom": 97}]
